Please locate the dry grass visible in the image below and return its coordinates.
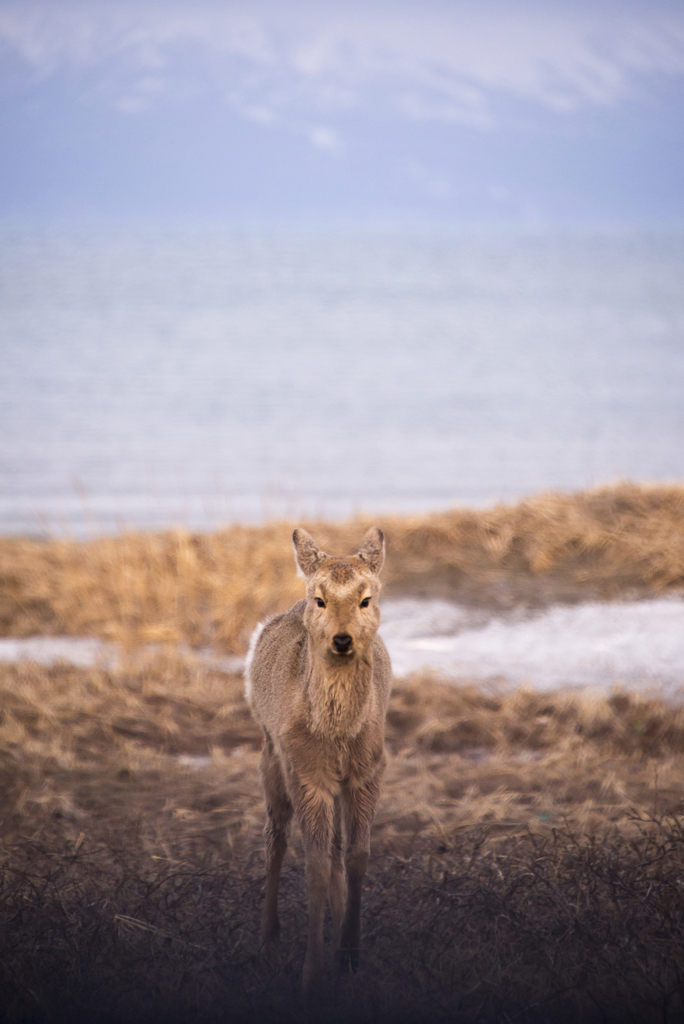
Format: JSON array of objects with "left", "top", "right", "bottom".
[
  {"left": 2, "top": 481, "right": 684, "bottom": 1021},
  {"left": 2, "top": 654, "right": 684, "bottom": 1022},
  {"left": 3, "top": 656, "right": 684, "bottom": 844},
  {"left": 1, "top": 481, "right": 684, "bottom": 651}
]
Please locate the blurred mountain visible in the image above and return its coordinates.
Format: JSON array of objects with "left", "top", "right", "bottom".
[{"left": 1, "top": 0, "right": 683, "bottom": 224}]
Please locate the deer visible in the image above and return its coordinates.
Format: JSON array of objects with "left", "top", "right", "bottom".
[{"left": 244, "top": 526, "right": 391, "bottom": 996}]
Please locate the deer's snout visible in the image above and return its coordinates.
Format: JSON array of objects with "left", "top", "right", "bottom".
[{"left": 332, "top": 634, "right": 353, "bottom": 655}]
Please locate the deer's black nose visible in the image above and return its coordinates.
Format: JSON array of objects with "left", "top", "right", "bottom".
[{"left": 333, "top": 634, "right": 353, "bottom": 654}]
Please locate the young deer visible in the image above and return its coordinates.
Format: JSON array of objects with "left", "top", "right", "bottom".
[{"left": 245, "top": 527, "right": 391, "bottom": 995}]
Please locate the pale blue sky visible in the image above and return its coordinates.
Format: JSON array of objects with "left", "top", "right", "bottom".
[{"left": 1, "top": 0, "right": 683, "bottom": 224}]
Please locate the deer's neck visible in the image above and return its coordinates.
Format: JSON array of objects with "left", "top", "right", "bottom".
[{"left": 305, "top": 644, "right": 373, "bottom": 739}]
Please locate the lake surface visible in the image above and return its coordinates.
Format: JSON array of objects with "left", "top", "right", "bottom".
[{"left": 1, "top": 225, "right": 683, "bottom": 535}]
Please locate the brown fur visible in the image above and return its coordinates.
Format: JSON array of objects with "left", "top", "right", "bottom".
[{"left": 245, "top": 527, "right": 391, "bottom": 995}]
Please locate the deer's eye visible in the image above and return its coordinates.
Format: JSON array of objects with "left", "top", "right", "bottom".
[
  {"left": 360, "top": 597, "right": 370, "bottom": 608},
  {"left": 315, "top": 598, "right": 325, "bottom": 608}
]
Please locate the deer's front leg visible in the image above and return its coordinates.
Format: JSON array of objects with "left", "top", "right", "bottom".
[
  {"left": 339, "top": 772, "right": 382, "bottom": 971},
  {"left": 294, "top": 784, "right": 335, "bottom": 997},
  {"left": 329, "top": 795, "right": 346, "bottom": 950}
]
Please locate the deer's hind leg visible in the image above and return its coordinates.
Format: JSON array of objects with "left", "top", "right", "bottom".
[
  {"left": 328, "top": 795, "right": 346, "bottom": 949},
  {"left": 259, "top": 737, "right": 293, "bottom": 948}
]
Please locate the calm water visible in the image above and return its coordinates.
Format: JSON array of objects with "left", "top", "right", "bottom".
[{"left": 1, "top": 226, "right": 683, "bottom": 535}]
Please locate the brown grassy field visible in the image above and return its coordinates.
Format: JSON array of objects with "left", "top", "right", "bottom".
[
  {"left": 1, "top": 482, "right": 684, "bottom": 1022},
  {"left": 2, "top": 655, "right": 684, "bottom": 1023},
  {"left": 2, "top": 481, "right": 684, "bottom": 651}
]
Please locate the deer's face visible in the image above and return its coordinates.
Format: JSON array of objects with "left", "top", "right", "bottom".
[
  {"left": 292, "top": 526, "right": 385, "bottom": 663},
  {"left": 304, "top": 559, "right": 381, "bottom": 661}
]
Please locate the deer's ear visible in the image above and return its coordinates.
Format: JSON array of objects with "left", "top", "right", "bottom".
[
  {"left": 293, "top": 528, "right": 327, "bottom": 578},
  {"left": 357, "top": 527, "right": 385, "bottom": 576}
]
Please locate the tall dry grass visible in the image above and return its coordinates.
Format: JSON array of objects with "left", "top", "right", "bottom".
[
  {"left": 2, "top": 655, "right": 684, "bottom": 1023},
  {"left": 2, "top": 482, "right": 684, "bottom": 1021},
  {"left": 1, "top": 482, "right": 683, "bottom": 651},
  {"left": 2, "top": 655, "right": 683, "bottom": 843}
]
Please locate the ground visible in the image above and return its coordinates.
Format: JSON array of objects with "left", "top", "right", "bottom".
[{"left": 1, "top": 483, "right": 684, "bottom": 1022}]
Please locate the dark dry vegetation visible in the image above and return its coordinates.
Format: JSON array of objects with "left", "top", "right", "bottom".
[{"left": 1, "top": 483, "right": 684, "bottom": 1022}]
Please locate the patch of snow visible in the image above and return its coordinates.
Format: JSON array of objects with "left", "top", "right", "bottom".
[
  {"left": 0, "top": 637, "right": 245, "bottom": 674},
  {"left": 379, "top": 598, "right": 497, "bottom": 640},
  {"left": 176, "top": 754, "right": 213, "bottom": 769},
  {"left": 380, "top": 597, "right": 684, "bottom": 698},
  {"left": 0, "top": 636, "right": 118, "bottom": 668},
  {"left": 1, "top": 597, "right": 683, "bottom": 699}
]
